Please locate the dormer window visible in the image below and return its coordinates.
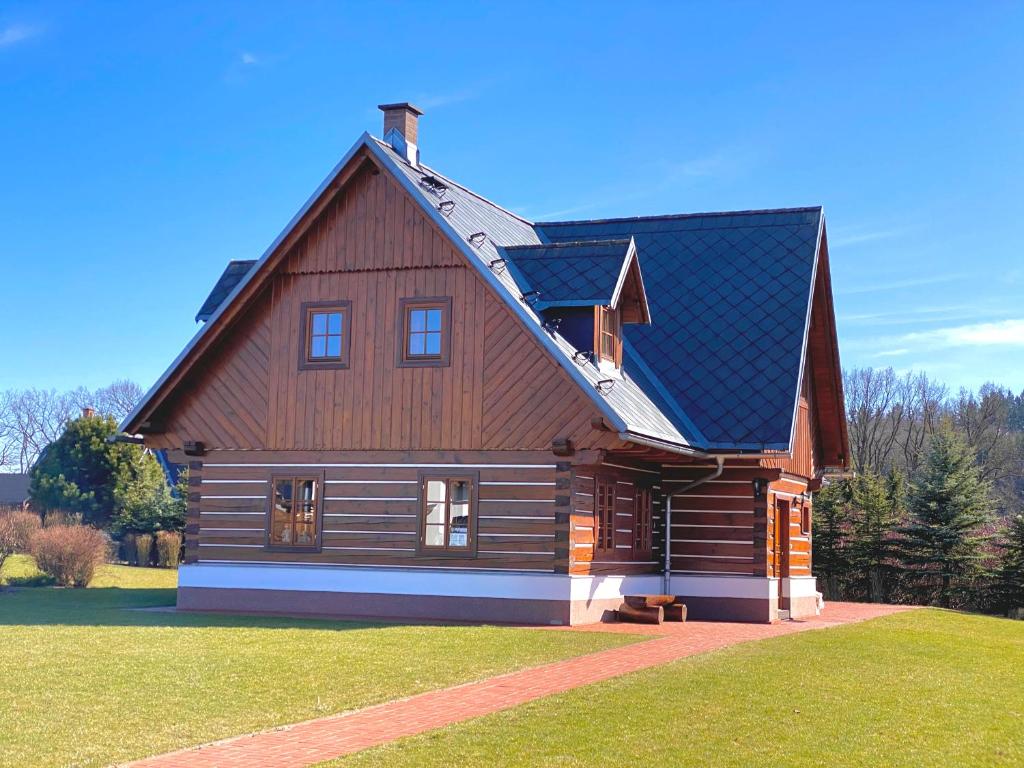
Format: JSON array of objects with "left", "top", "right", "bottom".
[
  {"left": 502, "top": 237, "right": 648, "bottom": 373},
  {"left": 596, "top": 306, "right": 621, "bottom": 367}
]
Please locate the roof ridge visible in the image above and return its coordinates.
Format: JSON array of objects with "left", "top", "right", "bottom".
[
  {"left": 370, "top": 136, "right": 536, "bottom": 228},
  {"left": 537, "top": 205, "right": 824, "bottom": 227},
  {"left": 503, "top": 239, "right": 631, "bottom": 251}
]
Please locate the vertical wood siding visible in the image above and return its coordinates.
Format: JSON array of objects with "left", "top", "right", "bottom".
[
  {"left": 152, "top": 158, "right": 611, "bottom": 454},
  {"left": 151, "top": 293, "right": 273, "bottom": 450}
]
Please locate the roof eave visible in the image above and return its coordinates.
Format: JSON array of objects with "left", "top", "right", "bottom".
[
  {"left": 618, "top": 431, "right": 707, "bottom": 457},
  {"left": 783, "top": 208, "right": 826, "bottom": 456}
]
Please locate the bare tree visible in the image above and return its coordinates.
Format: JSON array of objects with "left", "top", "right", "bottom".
[
  {"left": 845, "top": 367, "right": 905, "bottom": 474},
  {"left": 0, "top": 389, "right": 77, "bottom": 472},
  {"left": 0, "top": 391, "right": 17, "bottom": 471},
  {"left": 897, "top": 372, "right": 947, "bottom": 476},
  {"left": 0, "top": 380, "right": 144, "bottom": 472},
  {"left": 951, "top": 384, "right": 1024, "bottom": 514},
  {"left": 93, "top": 380, "right": 144, "bottom": 422},
  {"left": 845, "top": 367, "right": 947, "bottom": 476}
]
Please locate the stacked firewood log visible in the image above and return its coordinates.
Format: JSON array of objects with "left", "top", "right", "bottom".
[{"left": 617, "top": 595, "right": 687, "bottom": 624}]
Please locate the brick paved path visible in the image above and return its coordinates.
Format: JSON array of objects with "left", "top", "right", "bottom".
[{"left": 123, "top": 602, "right": 910, "bottom": 768}]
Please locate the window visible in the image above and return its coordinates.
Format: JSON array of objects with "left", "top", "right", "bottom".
[
  {"left": 800, "top": 502, "right": 811, "bottom": 536},
  {"left": 267, "top": 476, "right": 321, "bottom": 549},
  {"left": 596, "top": 306, "right": 620, "bottom": 365},
  {"left": 634, "top": 486, "right": 653, "bottom": 556},
  {"left": 299, "top": 301, "right": 352, "bottom": 370},
  {"left": 595, "top": 478, "right": 615, "bottom": 553},
  {"left": 398, "top": 297, "right": 451, "bottom": 367},
  {"left": 418, "top": 473, "right": 477, "bottom": 554}
]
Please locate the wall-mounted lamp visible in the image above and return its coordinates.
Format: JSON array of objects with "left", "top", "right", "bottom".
[{"left": 752, "top": 477, "right": 768, "bottom": 500}]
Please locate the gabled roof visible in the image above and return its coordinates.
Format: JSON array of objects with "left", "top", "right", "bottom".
[
  {"left": 195, "top": 260, "right": 256, "bottom": 322},
  {"left": 537, "top": 210, "right": 824, "bottom": 450},
  {"left": 373, "top": 139, "right": 692, "bottom": 449},
  {"left": 126, "top": 129, "right": 844, "bottom": 460},
  {"left": 123, "top": 134, "right": 691, "bottom": 451},
  {"left": 500, "top": 239, "right": 649, "bottom": 317}
]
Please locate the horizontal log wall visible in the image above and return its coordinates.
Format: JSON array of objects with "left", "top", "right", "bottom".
[
  {"left": 194, "top": 450, "right": 558, "bottom": 572},
  {"left": 770, "top": 475, "right": 812, "bottom": 577},
  {"left": 568, "top": 461, "right": 663, "bottom": 576},
  {"left": 662, "top": 462, "right": 771, "bottom": 577}
]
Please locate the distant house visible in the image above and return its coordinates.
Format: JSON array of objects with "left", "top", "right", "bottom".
[
  {"left": 121, "top": 103, "right": 849, "bottom": 625},
  {"left": 0, "top": 473, "right": 31, "bottom": 510}
]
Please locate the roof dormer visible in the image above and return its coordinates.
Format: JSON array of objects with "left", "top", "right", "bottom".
[{"left": 502, "top": 237, "right": 650, "bottom": 372}]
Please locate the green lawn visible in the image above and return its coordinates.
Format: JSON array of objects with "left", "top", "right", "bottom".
[
  {"left": 328, "top": 610, "right": 1024, "bottom": 768},
  {"left": 0, "top": 557, "right": 638, "bottom": 768}
]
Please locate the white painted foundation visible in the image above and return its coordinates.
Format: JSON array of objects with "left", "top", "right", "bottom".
[{"left": 181, "top": 563, "right": 785, "bottom": 604}]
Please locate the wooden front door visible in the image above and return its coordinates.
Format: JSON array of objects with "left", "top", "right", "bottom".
[{"left": 775, "top": 498, "right": 791, "bottom": 610}]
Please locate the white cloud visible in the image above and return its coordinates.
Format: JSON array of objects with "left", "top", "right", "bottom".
[
  {"left": 902, "top": 319, "right": 1024, "bottom": 348},
  {"left": 839, "top": 273, "right": 965, "bottom": 295},
  {"left": 414, "top": 88, "right": 478, "bottom": 110},
  {"left": 873, "top": 348, "right": 910, "bottom": 357},
  {"left": 838, "top": 303, "right": 1014, "bottom": 327},
  {"left": 0, "top": 23, "right": 39, "bottom": 48},
  {"left": 829, "top": 227, "right": 905, "bottom": 248},
  {"left": 660, "top": 146, "right": 754, "bottom": 184},
  {"left": 240, "top": 52, "right": 258, "bottom": 65},
  {"left": 525, "top": 146, "right": 752, "bottom": 221}
]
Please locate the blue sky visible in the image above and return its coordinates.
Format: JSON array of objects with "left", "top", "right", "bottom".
[{"left": 2, "top": 2, "right": 1022, "bottom": 395}]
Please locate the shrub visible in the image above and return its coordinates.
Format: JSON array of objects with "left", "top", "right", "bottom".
[
  {"left": 0, "top": 511, "right": 42, "bottom": 565},
  {"left": 121, "top": 533, "right": 138, "bottom": 565},
  {"left": 134, "top": 533, "right": 154, "bottom": 567},
  {"left": 155, "top": 531, "right": 183, "bottom": 567},
  {"left": 43, "top": 510, "right": 82, "bottom": 528},
  {"left": 30, "top": 525, "right": 110, "bottom": 587}
]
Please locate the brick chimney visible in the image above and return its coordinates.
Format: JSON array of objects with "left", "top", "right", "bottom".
[
  {"left": 378, "top": 102, "right": 423, "bottom": 167},
  {"left": 81, "top": 406, "right": 95, "bottom": 419}
]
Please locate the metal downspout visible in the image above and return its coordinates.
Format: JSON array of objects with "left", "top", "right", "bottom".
[{"left": 663, "top": 456, "right": 725, "bottom": 595}]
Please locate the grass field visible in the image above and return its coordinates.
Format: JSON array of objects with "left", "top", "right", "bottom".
[
  {"left": 0, "top": 556, "right": 638, "bottom": 768},
  {"left": 328, "top": 610, "right": 1024, "bottom": 768}
]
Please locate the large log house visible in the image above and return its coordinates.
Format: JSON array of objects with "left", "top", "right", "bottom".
[{"left": 121, "top": 103, "right": 849, "bottom": 624}]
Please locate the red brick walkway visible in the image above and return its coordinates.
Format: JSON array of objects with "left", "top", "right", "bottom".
[{"left": 123, "top": 602, "right": 910, "bottom": 768}]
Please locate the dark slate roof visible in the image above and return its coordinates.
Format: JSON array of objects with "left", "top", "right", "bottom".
[
  {"left": 152, "top": 449, "right": 186, "bottom": 489},
  {"left": 536, "top": 209, "right": 823, "bottom": 449},
  {"left": 0, "top": 473, "right": 30, "bottom": 504},
  {"left": 196, "top": 260, "right": 256, "bottom": 322},
  {"left": 501, "top": 240, "right": 632, "bottom": 310}
]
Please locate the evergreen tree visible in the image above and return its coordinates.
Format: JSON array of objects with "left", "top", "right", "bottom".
[
  {"left": 812, "top": 480, "right": 855, "bottom": 600},
  {"left": 901, "top": 428, "right": 993, "bottom": 607},
  {"left": 111, "top": 463, "right": 187, "bottom": 535},
  {"left": 28, "top": 412, "right": 164, "bottom": 527},
  {"left": 996, "top": 514, "right": 1024, "bottom": 614},
  {"left": 848, "top": 471, "right": 903, "bottom": 603}
]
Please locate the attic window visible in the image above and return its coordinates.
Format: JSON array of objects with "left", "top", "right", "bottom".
[
  {"left": 398, "top": 297, "right": 451, "bottom": 368},
  {"left": 596, "top": 306, "right": 621, "bottom": 366},
  {"left": 300, "top": 301, "right": 352, "bottom": 370}
]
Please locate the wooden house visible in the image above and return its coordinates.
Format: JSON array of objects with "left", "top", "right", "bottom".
[
  {"left": 0, "top": 473, "right": 31, "bottom": 510},
  {"left": 121, "top": 103, "right": 849, "bottom": 624}
]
